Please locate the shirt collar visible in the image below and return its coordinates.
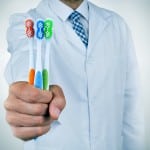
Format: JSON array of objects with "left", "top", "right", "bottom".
[{"left": 49, "top": 0, "right": 89, "bottom": 21}]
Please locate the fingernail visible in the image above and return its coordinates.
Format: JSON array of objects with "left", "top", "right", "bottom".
[{"left": 54, "top": 108, "right": 61, "bottom": 117}]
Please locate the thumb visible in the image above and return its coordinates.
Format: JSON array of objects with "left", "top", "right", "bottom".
[{"left": 49, "top": 85, "right": 66, "bottom": 120}]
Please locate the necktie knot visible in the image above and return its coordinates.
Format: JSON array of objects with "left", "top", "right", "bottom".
[{"left": 69, "top": 11, "right": 81, "bottom": 23}]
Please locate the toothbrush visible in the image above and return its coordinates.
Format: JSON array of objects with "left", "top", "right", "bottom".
[
  {"left": 35, "top": 20, "right": 44, "bottom": 89},
  {"left": 25, "top": 19, "right": 35, "bottom": 85},
  {"left": 43, "top": 19, "right": 54, "bottom": 90}
]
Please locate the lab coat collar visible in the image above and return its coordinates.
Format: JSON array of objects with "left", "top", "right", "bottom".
[
  {"left": 36, "top": 0, "right": 111, "bottom": 22},
  {"left": 49, "top": 0, "right": 89, "bottom": 22}
]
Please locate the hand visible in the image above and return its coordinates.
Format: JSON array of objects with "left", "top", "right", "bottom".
[{"left": 4, "top": 82, "right": 66, "bottom": 141}]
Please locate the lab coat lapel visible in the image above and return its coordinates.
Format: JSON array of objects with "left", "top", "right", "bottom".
[
  {"left": 87, "top": 2, "right": 111, "bottom": 56},
  {"left": 87, "top": 3, "right": 114, "bottom": 90}
]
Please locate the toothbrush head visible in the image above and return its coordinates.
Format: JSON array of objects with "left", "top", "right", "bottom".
[
  {"left": 36, "top": 20, "right": 44, "bottom": 40},
  {"left": 44, "top": 19, "right": 53, "bottom": 39},
  {"left": 25, "top": 19, "right": 34, "bottom": 38}
]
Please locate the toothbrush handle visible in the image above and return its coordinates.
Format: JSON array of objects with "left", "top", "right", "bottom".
[
  {"left": 28, "top": 68, "right": 35, "bottom": 85},
  {"left": 43, "top": 69, "right": 49, "bottom": 90},
  {"left": 35, "top": 71, "right": 43, "bottom": 89}
]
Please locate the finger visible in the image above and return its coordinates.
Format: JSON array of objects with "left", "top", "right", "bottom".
[
  {"left": 9, "top": 82, "right": 53, "bottom": 103},
  {"left": 11, "top": 125, "right": 50, "bottom": 141},
  {"left": 49, "top": 85, "right": 66, "bottom": 120},
  {"left": 4, "top": 95, "right": 49, "bottom": 116},
  {"left": 6, "top": 111, "right": 52, "bottom": 127}
]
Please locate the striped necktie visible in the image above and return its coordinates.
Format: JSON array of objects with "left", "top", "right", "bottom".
[{"left": 68, "top": 11, "right": 88, "bottom": 48}]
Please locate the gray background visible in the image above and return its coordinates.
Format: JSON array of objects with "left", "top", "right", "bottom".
[{"left": 0, "top": 0, "right": 150, "bottom": 149}]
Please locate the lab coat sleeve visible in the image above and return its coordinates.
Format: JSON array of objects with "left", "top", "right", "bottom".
[
  {"left": 5, "top": 13, "right": 30, "bottom": 84},
  {"left": 120, "top": 19, "right": 145, "bottom": 150}
]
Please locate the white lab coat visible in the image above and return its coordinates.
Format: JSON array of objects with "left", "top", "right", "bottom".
[{"left": 5, "top": 0, "right": 144, "bottom": 150}]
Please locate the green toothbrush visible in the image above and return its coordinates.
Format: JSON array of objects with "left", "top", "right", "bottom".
[{"left": 43, "top": 19, "right": 54, "bottom": 90}]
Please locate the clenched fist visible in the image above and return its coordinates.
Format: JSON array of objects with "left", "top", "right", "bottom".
[{"left": 4, "top": 82, "right": 66, "bottom": 141}]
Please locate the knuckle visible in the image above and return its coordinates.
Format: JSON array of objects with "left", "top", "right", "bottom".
[
  {"left": 9, "top": 82, "right": 23, "bottom": 94},
  {"left": 4, "top": 97, "right": 19, "bottom": 112},
  {"left": 6, "top": 113, "right": 13, "bottom": 125},
  {"left": 6, "top": 114, "right": 18, "bottom": 126},
  {"left": 4, "top": 100, "right": 10, "bottom": 110}
]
